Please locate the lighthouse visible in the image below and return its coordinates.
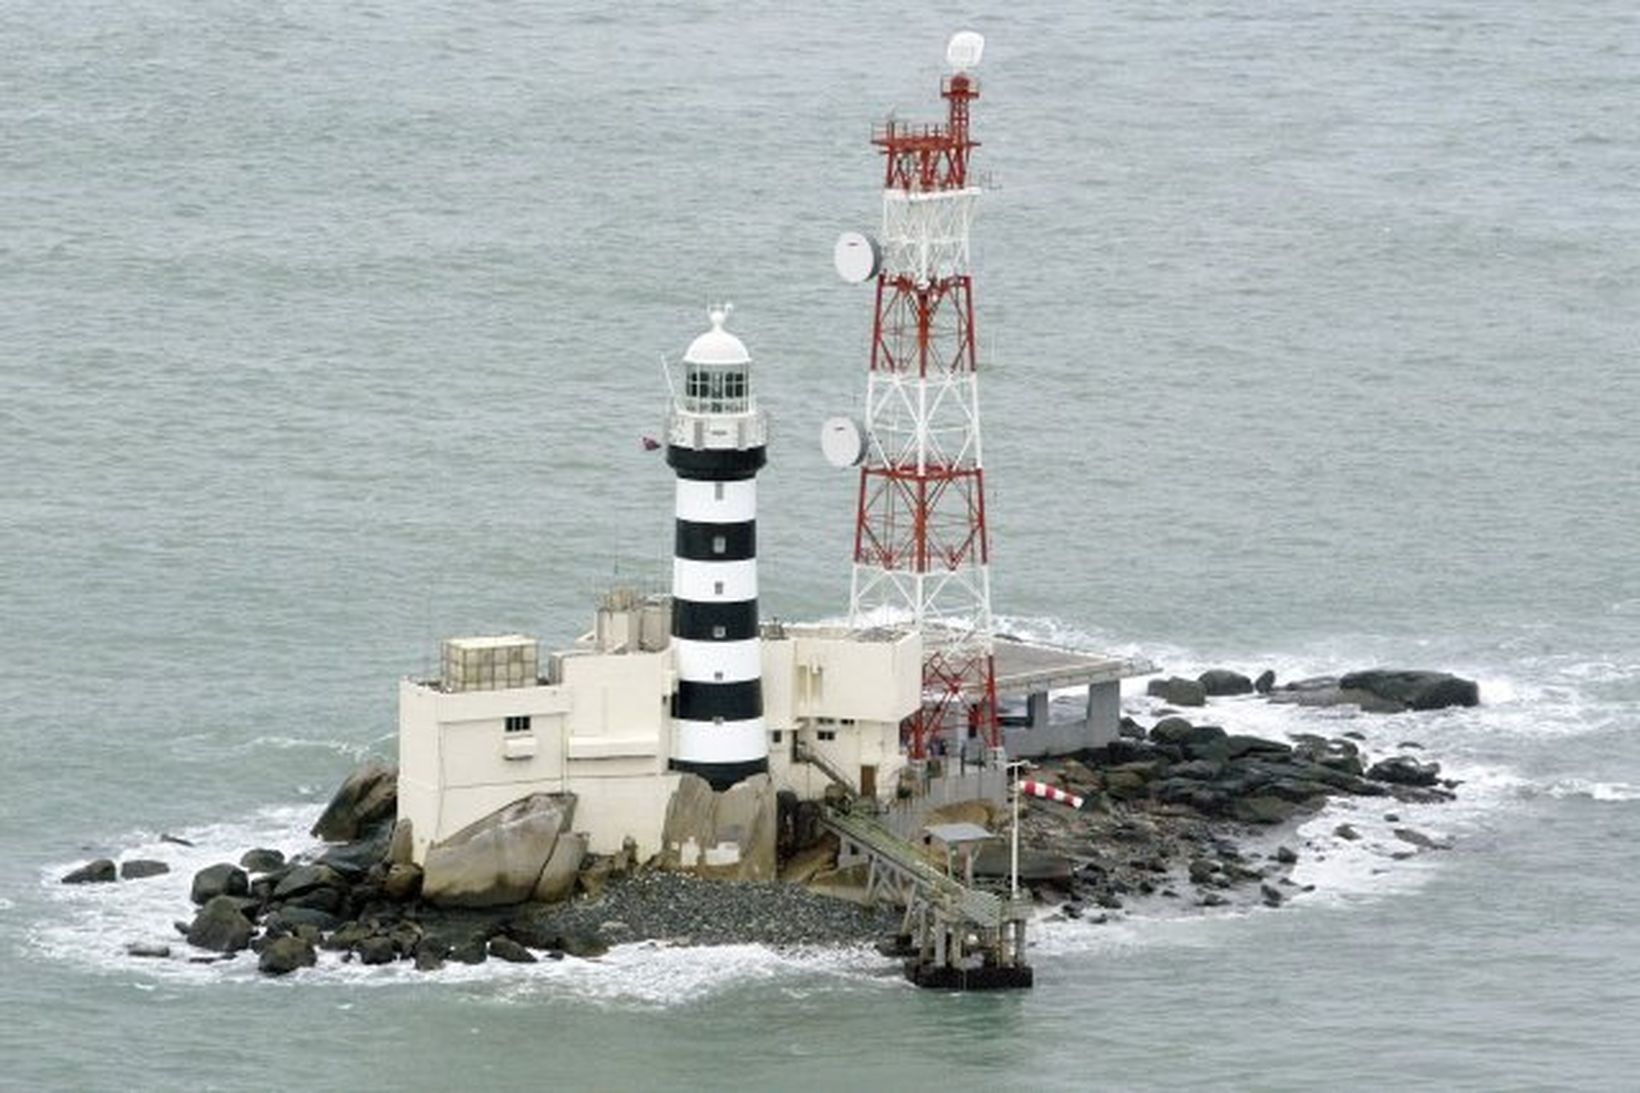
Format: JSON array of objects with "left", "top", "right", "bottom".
[{"left": 665, "top": 308, "right": 770, "bottom": 790}]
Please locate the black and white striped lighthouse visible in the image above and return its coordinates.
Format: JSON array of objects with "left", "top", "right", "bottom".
[{"left": 665, "top": 308, "right": 768, "bottom": 791}]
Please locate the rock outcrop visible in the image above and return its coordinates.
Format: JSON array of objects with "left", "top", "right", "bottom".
[
  {"left": 1271, "top": 670, "right": 1479, "bottom": 713},
  {"left": 61, "top": 859, "right": 117, "bottom": 885},
  {"left": 660, "top": 773, "right": 777, "bottom": 881},
  {"left": 421, "top": 793, "right": 578, "bottom": 908},
  {"left": 310, "top": 759, "right": 398, "bottom": 843},
  {"left": 1147, "top": 676, "right": 1207, "bottom": 707}
]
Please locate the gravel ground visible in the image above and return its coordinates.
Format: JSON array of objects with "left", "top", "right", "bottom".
[{"left": 423, "top": 872, "right": 901, "bottom": 952}]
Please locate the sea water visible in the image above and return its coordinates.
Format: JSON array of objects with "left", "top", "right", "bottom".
[{"left": 2, "top": 2, "right": 1637, "bottom": 1088}]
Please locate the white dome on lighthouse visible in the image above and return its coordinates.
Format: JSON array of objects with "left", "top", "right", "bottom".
[{"left": 684, "top": 307, "right": 751, "bottom": 366}]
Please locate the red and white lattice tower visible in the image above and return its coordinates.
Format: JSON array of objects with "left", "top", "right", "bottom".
[{"left": 837, "top": 33, "right": 998, "bottom": 762}]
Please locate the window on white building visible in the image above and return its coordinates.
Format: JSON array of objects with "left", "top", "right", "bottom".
[{"left": 504, "top": 715, "right": 531, "bottom": 734}]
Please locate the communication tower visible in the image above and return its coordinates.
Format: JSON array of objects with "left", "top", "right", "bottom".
[{"left": 828, "top": 32, "right": 999, "bottom": 763}]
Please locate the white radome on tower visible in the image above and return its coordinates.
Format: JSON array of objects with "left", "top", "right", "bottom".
[{"left": 945, "top": 30, "right": 985, "bottom": 72}]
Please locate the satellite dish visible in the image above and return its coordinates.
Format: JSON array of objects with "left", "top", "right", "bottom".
[
  {"left": 946, "top": 31, "right": 985, "bottom": 71},
  {"left": 833, "top": 231, "right": 881, "bottom": 285},
  {"left": 820, "top": 417, "right": 865, "bottom": 468}
]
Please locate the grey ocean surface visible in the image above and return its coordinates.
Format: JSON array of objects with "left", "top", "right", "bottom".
[{"left": 3, "top": 2, "right": 1637, "bottom": 1089}]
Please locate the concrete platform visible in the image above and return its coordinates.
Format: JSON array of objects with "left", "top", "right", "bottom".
[{"left": 991, "top": 638, "right": 1150, "bottom": 699}]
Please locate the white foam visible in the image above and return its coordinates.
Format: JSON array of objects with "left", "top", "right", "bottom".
[{"left": 1539, "top": 779, "right": 1640, "bottom": 803}]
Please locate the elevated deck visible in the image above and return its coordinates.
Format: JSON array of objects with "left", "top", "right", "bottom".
[{"left": 991, "top": 637, "right": 1152, "bottom": 699}]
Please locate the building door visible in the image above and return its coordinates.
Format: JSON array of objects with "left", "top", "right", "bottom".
[{"left": 859, "top": 764, "right": 877, "bottom": 799}]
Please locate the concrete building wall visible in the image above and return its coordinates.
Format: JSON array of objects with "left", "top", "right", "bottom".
[{"left": 398, "top": 627, "right": 924, "bottom": 866}]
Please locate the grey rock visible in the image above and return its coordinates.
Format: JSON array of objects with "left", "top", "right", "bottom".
[
  {"left": 1333, "top": 823, "right": 1361, "bottom": 841},
  {"left": 414, "top": 937, "right": 450, "bottom": 971},
  {"left": 661, "top": 773, "right": 777, "bottom": 881},
  {"left": 126, "top": 942, "right": 171, "bottom": 959},
  {"left": 190, "top": 863, "right": 249, "bottom": 905},
  {"left": 62, "top": 859, "right": 117, "bottom": 885},
  {"left": 382, "top": 863, "right": 423, "bottom": 902},
  {"left": 356, "top": 936, "right": 398, "bottom": 965},
  {"left": 423, "top": 793, "right": 577, "bottom": 908},
  {"left": 1393, "top": 827, "right": 1451, "bottom": 850},
  {"left": 239, "top": 848, "right": 286, "bottom": 874},
  {"left": 1339, "top": 669, "right": 1479, "bottom": 711},
  {"left": 1197, "top": 669, "right": 1254, "bottom": 696},
  {"left": 159, "top": 833, "right": 196, "bottom": 847},
  {"left": 1232, "top": 796, "right": 1297, "bottom": 824},
  {"left": 258, "top": 935, "right": 317, "bottom": 976},
  {"left": 1260, "top": 883, "right": 1284, "bottom": 907},
  {"left": 1254, "top": 669, "right": 1277, "bottom": 695},
  {"left": 265, "top": 907, "right": 341, "bottom": 934},
  {"left": 186, "top": 895, "right": 255, "bottom": 954},
  {"left": 272, "top": 863, "right": 347, "bottom": 900},
  {"left": 1275, "top": 845, "right": 1299, "bottom": 865},
  {"left": 1147, "top": 677, "right": 1207, "bottom": 707},
  {"left": 448, "top": 938, "right": 490, "bottom": 965},
  {"left": 1187, "top": 859, "right": 1218, "bottom": 884},
  {"left": 311, "top": 759, "right": 399, "bottom": 843},
  {"left": 1222, "top": 735, "right": 1293, "bottom": 761},
  {"left": 120, "top": 859, "right": 170, "bottom": 880},
  {"left": 1368, "top": 756, "right": 1442, "bottom": 787},
  {"left": 488, "top": 936, "right": 538, "bottom": 963}
]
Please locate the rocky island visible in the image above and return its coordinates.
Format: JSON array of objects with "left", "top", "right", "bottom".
[{"left": 63, "top": 667, "right": 1477, "bottom": 977}]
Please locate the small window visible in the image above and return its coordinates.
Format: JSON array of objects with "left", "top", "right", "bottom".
[
  {"left": 772, "top": 730, "right": 783, "bottom": 744},
  {"left": 818, "top": 729, "right": 837, "bottom": 742},
  {"left": 712, "top": 535, "right": 727, "bottom": 555},
  {"left": 713, "top": 580, "right": 724, "bottom": 596},
  {"left": 712, "top": 624, "right": 727, "bottom": 639},
  {"left": 840, "top": 718, "right": 856, "bottom": 726},
  {"left": 504, "top": 715, "right": 532, "bottom": 734},
  {"left": 714, "top": 482, "right": 725, "bottom": 501},
  {"left": 713, "top": 716, "right": 724, "bottom": 726},
  {"left": 713, "top": 670, "right": 723, "bottom": 681}
]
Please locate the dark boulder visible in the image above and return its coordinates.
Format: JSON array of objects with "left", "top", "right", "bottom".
[
  {"left": 488, "top": 937, "right": 538, "bottom": 964},
  {"left": 382, "top": 863, "right": 423, "bottom": 903},
  {"left": 272, "top": 863, "right": 348, "bottom": 901},
  {"left": 120, "top": 860, "right": 170, "bottom": 880},
  {"left": 1150, "top": 719, "right": 1226, "bottom": 755},
  {"left": 356, "top": 936, "right": 398, "bottom": 965},
  {"left": 1170, "top": 759, "right": 1224, "bottom": 781},
  {"left": 1147, "top": 677, "right": 1207, "bottom": 707},
  {"left": 1393, "top": 828, "right": 1450, "bottom": 851},
  {"left": 1338, "top": 670, "right": 1479, "bottom": 711},
  {"left": 1368, "top": 756, "right": 1442, "bottom": 787},
  {"left": 186, "top": 895, "right": 255, "bottom": 954},
  {"left": 311, "top": 759, "right": 399, "bottom": 843},
  {"left": 1254, "top": 669, "right": 1277, "bottom": 695},
  {"left": 191, "top": 863, "right": 249, "bottom": 905},
  {"left": 264, "top": 907, "right": 342, "bottom": 934},
  {"left": 1269, "top": 676, "right": 1404, "bottom": 713},
  {"left": 1291, "top": 736, "right": 1364, "bottom": 777},
  {"left": 1231, "top": 796, "right": 1297, "bottom": 825},
  {"left": 1198, "top": 669, "right": 1254, "bottom": 696},
  {"left": 126, "top": 942, "right": 172, "bottom": 959},
  {"left": 448, "top": 937, "right": 490, "bottom": 965},
  {"left": 239, "top": 848, "right": 286, "bottom": 874},
  {"left": 1274, "top": 845, "right": 1298, "bottom": 865},
  {"left": 61, "top": 859, "right": 117, "bottom": 885},
  {"left": 1222, "top": 735, "right": 1293, "bottom": 761},
  {"left": 258, "top": 935, "right": 317, "bottom": 976},
  {"left": 1260, "top": 883, "right": 1285, "bottom": 907},
  {"left": 414, "top": 937, "right": 451, "bottom": 971},
  {"left": 1333, "top": 823, "right": 1361, "bottom": 841},
  {"left": 318, "top": 823, "right": 394, "bottom": 878}
]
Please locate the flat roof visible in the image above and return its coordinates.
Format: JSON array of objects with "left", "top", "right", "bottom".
[{"left": 991, "top": 638, "right": 1154, "bottom": 698}]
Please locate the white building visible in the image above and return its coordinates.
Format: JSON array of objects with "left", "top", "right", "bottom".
[{"left": 396, "top": 593, "right": 921, "bottom": 863}]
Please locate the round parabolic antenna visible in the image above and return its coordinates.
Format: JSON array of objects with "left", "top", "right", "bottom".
[
  {"left": 820, "top": 417, "right": 865, "bottom": 468},
  {"left": 946, "top": 31, "right": 985, "bottom": 71},
  {"left": 833, "top": 232, "right": 880, "bottom": 285}
]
